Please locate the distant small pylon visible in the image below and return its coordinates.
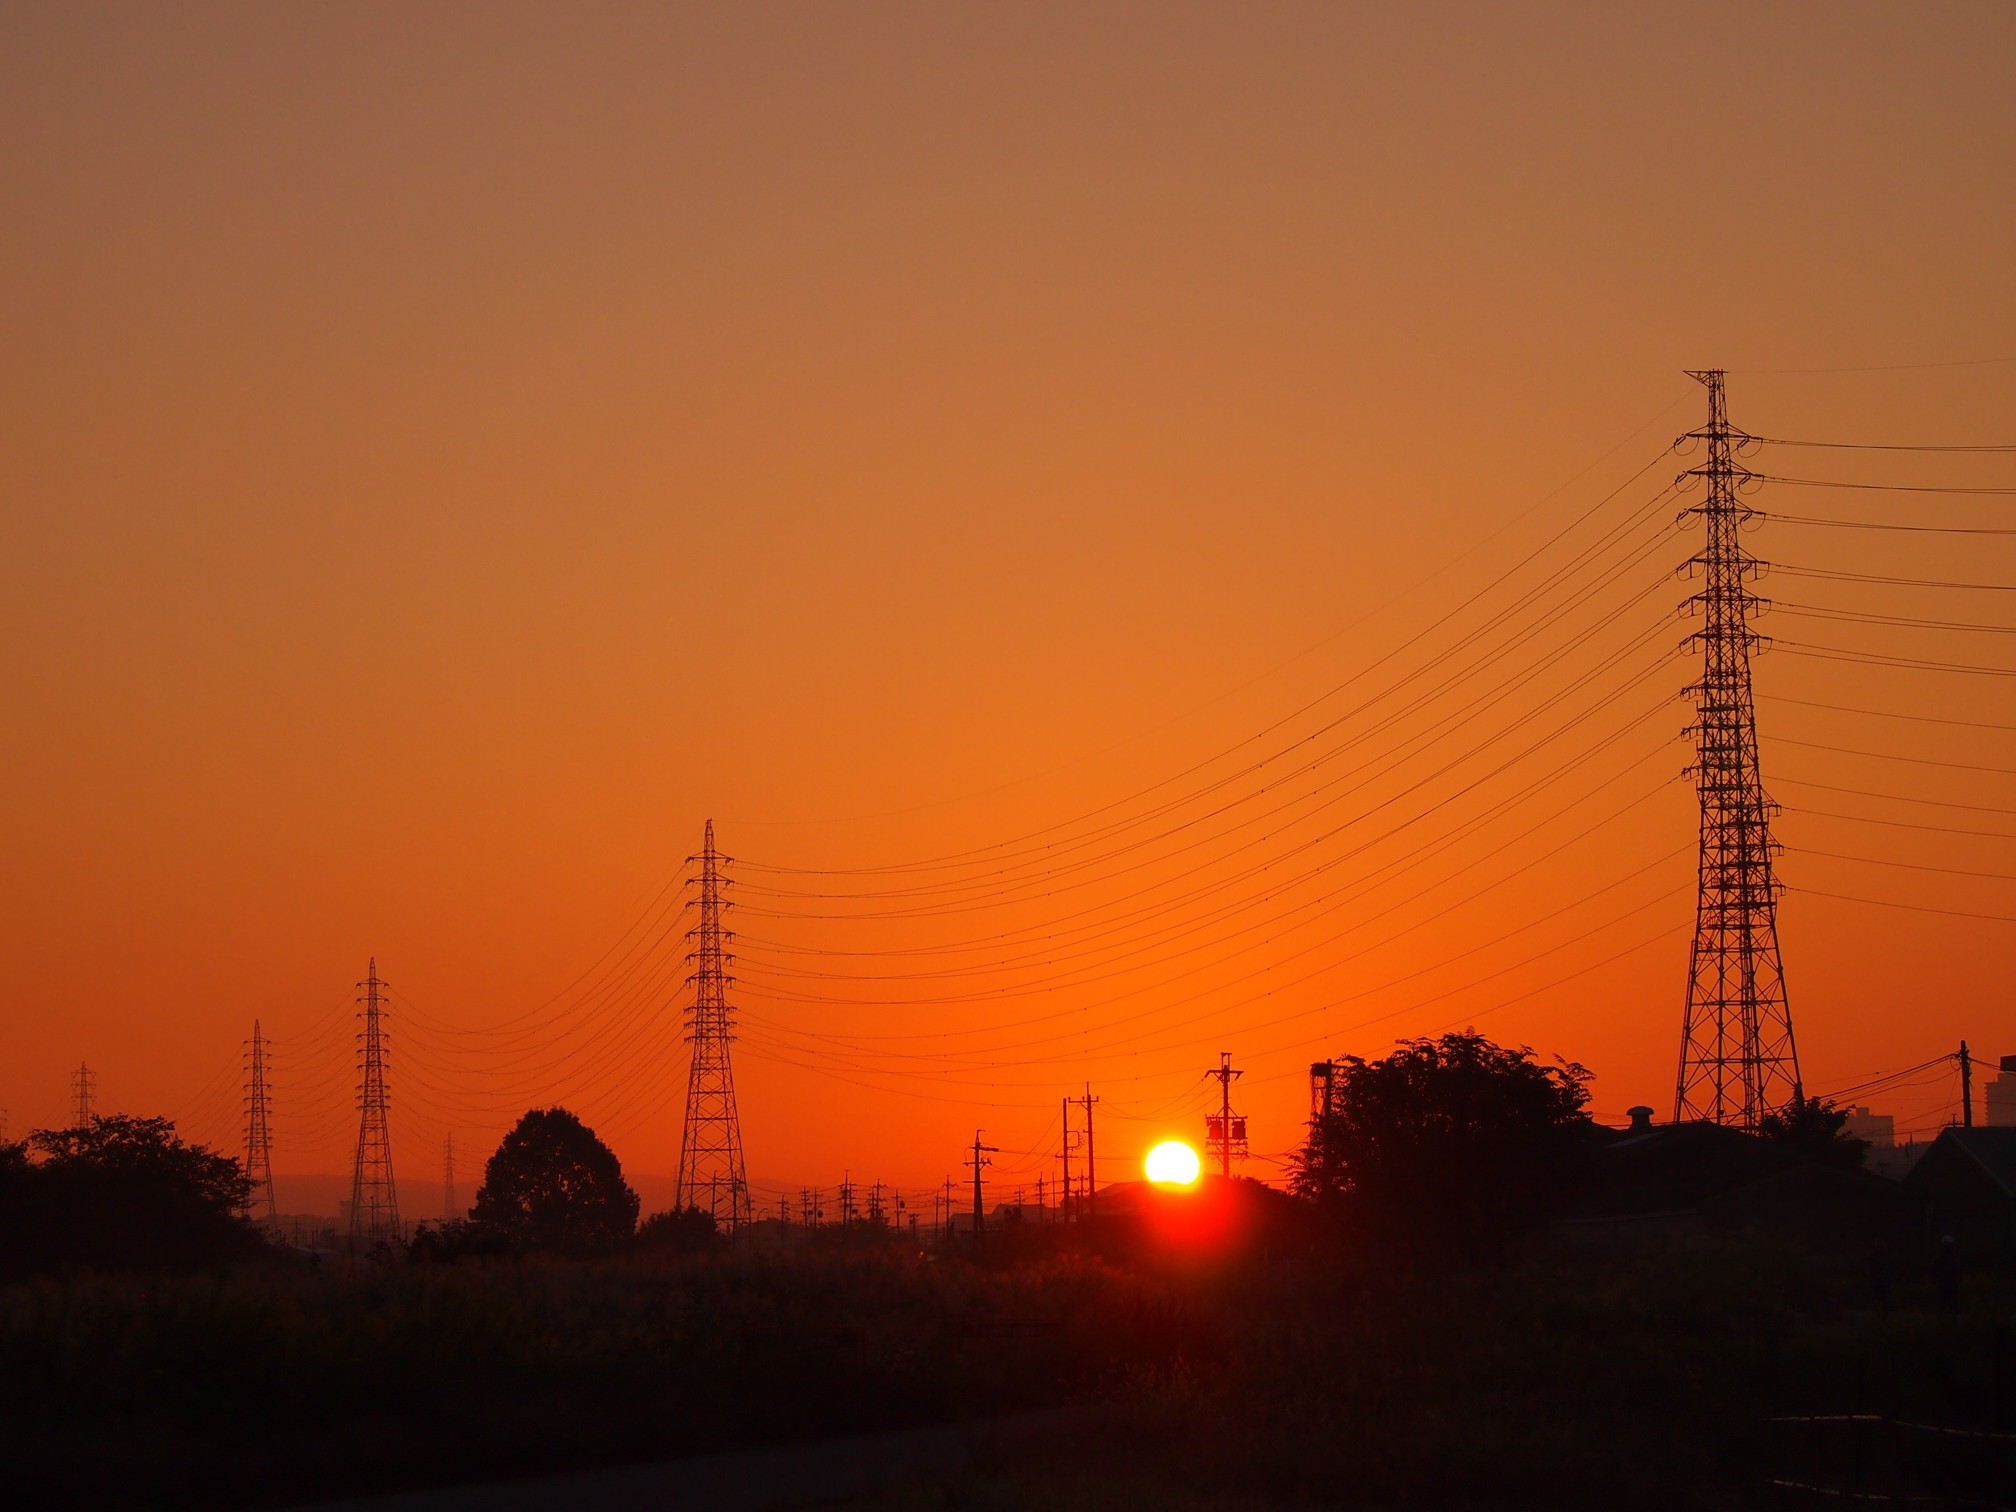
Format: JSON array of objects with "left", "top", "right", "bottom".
[
  {"left": 243, "top": 1021, "right": 279, "bottom": 1223},
  {"left": 348, "top": 959, "right": 401, "bottom": 1250},
  {"left": 71, "top": 1062, "right": 96, "bottom": 1129},
  {"left": 442, "top": 1133, "right": 458, "bottom": 1223},
  {"left": 674, "top": 821, "right": 752, "bottom": 1229}
]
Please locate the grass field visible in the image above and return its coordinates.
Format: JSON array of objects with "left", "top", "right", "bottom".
[{"left": 1, "top": 1231, "right": 2008, "bottom": 1509}]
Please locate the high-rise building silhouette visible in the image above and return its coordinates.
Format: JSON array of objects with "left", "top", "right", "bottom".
[
  {"left": 675, "top": 821, "right": 751, "bottom": 1228},
  {"left": 348, "top": 959, "right": 401, "bottom": 1248},
  {"left": 243, "top": 1020, "right": 278, "bottom": 1223},
  {"left": 1674, "top": 370, "right": 1802, "bottom": 1128}
]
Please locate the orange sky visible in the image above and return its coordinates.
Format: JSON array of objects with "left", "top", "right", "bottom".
[{"left": 3, "top": 4, "right": 2014, "bottom": 1210}]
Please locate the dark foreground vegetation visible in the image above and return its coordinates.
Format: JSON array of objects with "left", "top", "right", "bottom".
[
  {"left": 1, "top": 1233, "right": 2009, "bottom": 1509},
  {"left": 1, "top": 1037, "right": 2008, "bottom": 1509}
]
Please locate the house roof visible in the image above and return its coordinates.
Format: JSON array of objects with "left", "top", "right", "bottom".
[
  {"left": 1578, "top": 1121, "right": 1803, "bottom": 1217},
  {"left": 1904, "top": 1127, "right": 2016, "bottom": 1201}
]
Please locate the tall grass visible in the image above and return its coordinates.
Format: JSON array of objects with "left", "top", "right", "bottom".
[{"left": 1, "top": 1234, "right": 2008, "bottom": 1509}]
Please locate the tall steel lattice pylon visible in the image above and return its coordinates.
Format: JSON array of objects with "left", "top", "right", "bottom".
[
  {"left": 348, "top": 959, "right": 401, "bottom": 1248},
  {"left": 243, "top": 1019, "right": 278, "bottom": 1223},
  {"left": 675, "top": 820, "right": 751, "bottom": 1229},
  {"left": 1674, "top": 369, "right": 1802, "bottom": 1128}
]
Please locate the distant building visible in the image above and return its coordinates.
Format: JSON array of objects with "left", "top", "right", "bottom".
[
  {"left": 1844, "top": 1106, "right": 1895, "bottom": 1148},
  {"left": 1986, "top": 1054, "right": 2016, "bottom": 1128}
]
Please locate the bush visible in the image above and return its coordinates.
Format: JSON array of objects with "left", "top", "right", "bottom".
[{"left": 636, "top": 1205, "right": 721, "bottom": 1253}]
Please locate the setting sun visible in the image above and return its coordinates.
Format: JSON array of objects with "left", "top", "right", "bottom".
[{"left": 1144, "top": 1140, "right": 1202, "bottom": 1186}]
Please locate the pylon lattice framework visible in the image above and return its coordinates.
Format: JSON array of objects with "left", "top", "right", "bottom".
[
  {"left": 243, "top": 1020, "right": 278, "bottom": 1223},
  {"left": 349, "top": 959, "right": 401, "bottom": 1248},
  {"left": 71, "top": 1062, "right": 95, "bottom": 1129},
  {"left": 1674, "top": 369, "right": 1802, "bottom": 1128},
  {"left": 675, "top": 820, "right": 751, "bottom": 1228}
]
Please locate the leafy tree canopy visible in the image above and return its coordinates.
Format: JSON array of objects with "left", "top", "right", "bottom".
[
  {"left": 28, "top": 1114, "right": 252, "bottom": 1210},
  {"left": 1293, "top": 1031, "right": 1596, "bottom": 1257},
  {"left": 0, "top": 1114, "right": 259, "bottom": 1277},
  {"left": 1757, "top": 1094, "right": 1870, "bottom": 1172},
  {"left": 471, "top": 1107, "right": 639, "bottom": 1254}
]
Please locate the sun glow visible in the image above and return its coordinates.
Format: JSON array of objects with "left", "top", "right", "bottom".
[{"left": 1144, "top": 1140, "right": 1201, "bottom": 1186}]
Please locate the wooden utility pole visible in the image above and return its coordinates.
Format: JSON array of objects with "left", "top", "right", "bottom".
[
  {"left": 1060, "top": 1095, "right": 1072, "bottom": 1223},
  {"left": 967, "top": 1131, "right": 998, "bottom": 1246},
  {"left": 1206, "top": 1052, "right": 1246, "bottom": 1179},
  {"left": 1961, "top": 1040, "right": 1974, "bottom": 1128},
  {"left": 1075, "top": 1085, "right": 1100, "bottom": 1220}
]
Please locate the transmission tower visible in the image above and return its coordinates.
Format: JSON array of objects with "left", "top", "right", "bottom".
[
  {"left": 1674, "top": 370, "right": 1802, "bottom": 1129},
  {"left": 675, "top": 820, "right": 752, "bottom": 1229},
  {"left": 71, "top": 1062, "right": 95, "bottom": 1128},
  {"left": 348, "top": 959, "right": 401, "bottom": 1249},
  {"left": 243, "top": 1021, "right": 278, "bottom": 1223}
]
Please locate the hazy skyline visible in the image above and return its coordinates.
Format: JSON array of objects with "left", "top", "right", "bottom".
[{"left": 4, "top": 3, "right": 2014, "bottom": 1197}]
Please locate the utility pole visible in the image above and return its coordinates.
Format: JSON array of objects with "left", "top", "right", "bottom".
[
  {"left": 1674, "top": 370, "right": 1802, "bottom": 1129},
  {"left": 349, "top": 959, "right": 401, "bottom": 1250},
  {"left": 940, "top": 1175, "right": 956, "bottom": 1237},
  {"left": 1060, "top": 1095, "right": 1074, "bottom": 1223},
  {"left": 838, "top": 1173, "right": 856, "bottom": 1228},
  {"left": 71, "top": 1062, "right": 96, "bottom": 1130},
  {"left": 1075, "top": 1085, "right": 1100, "bottom": 1219},
  {"left": 243, "top": 1021, "right": 278, "bottom": 1223},
  {"left": 967, "top": 1131, "right": 998, "bottom": 1247},
  {"left": 675, "top": 820, "right": 752, "bottom": 1230},
  {"left": 868, "top": 1180, "right": 885, "bottom": 1228},
  {"left": 442, "top": 1133, "right": 458, "bottom": 1222},
  {"left": 1205, "top": 1052, "right": 1247, "bottom": 1179},
  {"left": 1960, "top": 1040, "right": 1974, "bottom": 1128}
]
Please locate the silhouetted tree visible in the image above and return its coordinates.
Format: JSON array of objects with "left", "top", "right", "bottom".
[
  {"left": 471, "top": 1107, "right": 639, "bottom": 1254},
  {"left": 636, "top": 1205, "right": 721, "bottom": 1254},
  {"left": 0, "top": 1115, "right": 261, "bottom": 1278},
  {"left": 1757, "top": 1093, "right": 1869, "bottom": 1171},
  {"left": 1292, "top": 1031, "right": 1595, "bottom": 1257}
]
